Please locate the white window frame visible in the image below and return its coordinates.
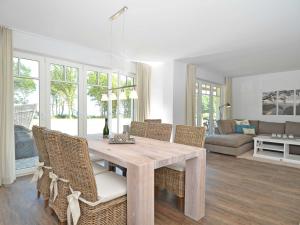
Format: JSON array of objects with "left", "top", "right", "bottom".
[
  {"left": 46, "top": 58, "right": 83, "bottom": 136},
  {"left": 13, "top": 51, "right": 45, "bottom": 176},
  {"left": 196, "top": 79, "right": 223, "bottom": 135}
]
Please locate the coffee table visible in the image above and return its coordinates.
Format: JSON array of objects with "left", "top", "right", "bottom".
[{"left": 253, "top": 135, "right": 300, "bottom": 165}]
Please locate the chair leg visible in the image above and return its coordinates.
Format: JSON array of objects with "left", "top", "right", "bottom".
[
  {"left": 37, "top": 191, "right": 41, "bottom": 199},
  {"left": 44, "top": 199, "right": 49, "bottom": 208},
  {"left": 177, "top": 196, "right": 184, "bottom": 212}
]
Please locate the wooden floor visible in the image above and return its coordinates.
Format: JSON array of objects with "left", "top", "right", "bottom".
[{"left": 0, "top": 152, "right": 300, "bottom": 225}]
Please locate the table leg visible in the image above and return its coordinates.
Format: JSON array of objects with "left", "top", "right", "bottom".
[
  {"left": 127, "top": 162, "right": 155, "bottom": 225},
  {"left": 184, "top": 150, "right": 206, "bottom": 221}
]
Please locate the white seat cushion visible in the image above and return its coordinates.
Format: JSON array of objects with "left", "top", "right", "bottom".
[
  {"left": 166, "top": 161, "right": 185, "bottom": 172},
  {"left": 92, "top": 162, "right": 108, "bottom": 175},
  {"left": 95, "top": 171, "right": 127, "bottom": 203}
]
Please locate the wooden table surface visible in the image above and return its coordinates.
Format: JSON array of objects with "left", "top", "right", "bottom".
[{"left": 88, "top": 136, "right": 206, "bottom": 225}]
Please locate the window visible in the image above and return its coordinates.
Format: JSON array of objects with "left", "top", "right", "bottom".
[
  {"left": 50, "top": 64, "right": 79, "bottom": 135},
  {"left": 195, "top": 80, "right": 222, "bottom": 134},
  {"left": 85, "top": 69, "right": 136, "bottom": 136},
  {"left": 86, "top": 71, "right": 108, "bottom": 135},
  {"left": 13, "top": 56, "right": 40, "bottom": 173},
  {"left": 119, "top": 75, "right": 135, "bottom": 133}
]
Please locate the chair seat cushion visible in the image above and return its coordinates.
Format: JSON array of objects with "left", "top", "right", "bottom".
[
  {"left": 205, "top": 134, "right": 253, "bottom": 148},
  {"left": 92, "top": 162, "right": 108, "bottom": 175},
  {"left": 166, "top": 161, "right": 185, "bottom": 172},
  {"left": 95, "top": 171, "right": 127, "bottom": 203}
]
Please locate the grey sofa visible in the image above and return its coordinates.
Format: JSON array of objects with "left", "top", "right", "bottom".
[{"left": 205, "top": 120, "right": 300, "bottom": 156}]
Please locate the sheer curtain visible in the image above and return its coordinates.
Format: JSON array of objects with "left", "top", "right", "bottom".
[
  {"left": 0, "top": 26, "right": 15, "bottom": 186},
  {"left": 186, "top": 64, "right": 196, "bottom": 126},
  {"left": 135, "top": 62, "right": 151, "bottom": 122},
  {"left": 224, "top": 76, "right": 232, "bottom": 119}
]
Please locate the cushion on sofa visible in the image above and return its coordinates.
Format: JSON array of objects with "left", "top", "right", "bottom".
[
  {"left": 205, "top": 134, "right": 253, "bottom": 148},
  {"left": 285, "top": 121, "right": 300, "bottom": 137},
  {"left": 258, "top": 121, "right": 285, "bottom": 135},
  {"left": 217, "top": 120, "right": 235, "bottom": 134}
]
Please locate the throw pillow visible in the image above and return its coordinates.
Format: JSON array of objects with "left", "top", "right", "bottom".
[
  {"left": 235, "top": 120, "right": 250, "bottom": 125},
  {"left": 243, "top": 128, "right": 256, "bottom": 135},
  {"left": 235, "top": 125, "right": 256, "bottom": 134}
]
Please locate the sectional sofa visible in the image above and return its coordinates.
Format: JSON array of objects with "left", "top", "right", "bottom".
[{"left": 205, "top": 120, "right": 300, "bottom": 156}]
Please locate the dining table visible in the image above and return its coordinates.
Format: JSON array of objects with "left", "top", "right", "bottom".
[{"left": 88, "top": 136, "right": 206, "bottom": 225}]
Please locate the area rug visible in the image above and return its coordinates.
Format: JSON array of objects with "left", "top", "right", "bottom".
[{"left": 237, "top": 150, "right": 300, "bottom": 169}]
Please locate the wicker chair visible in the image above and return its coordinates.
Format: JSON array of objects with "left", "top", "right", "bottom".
[
  {"left": 32, "top": 125, "right": 51, "bottom": 208},
  {"left": 144, "top": 119, "right": 162, "bottom": 123},
  {"left": 129, "top": 121, "right": 148, "bottom": 137},
  {"left": 145, "top": 123, "right": 172, "bottom": 142},
  {"left": 43, "top": 130, "right": 70, "bottom": 224},
  {"left": 59, "top": 133, "right": 127, "bottom": 225},
  {"left": 155, "top": 125, "right": 206, "bottom": 210}
]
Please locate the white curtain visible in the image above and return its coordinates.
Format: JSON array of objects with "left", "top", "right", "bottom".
[
  {"left": 186, "top": 64, "right": 196, "bottom": 126},
  {"left": 224, "top": 76, "right": 232, "bottom": 119},
  {"left": 0, "top": 26, "right": 15, "bottom": 186},
  {"left": 135, "top": 62, "right": 151, "bottom": 122}
]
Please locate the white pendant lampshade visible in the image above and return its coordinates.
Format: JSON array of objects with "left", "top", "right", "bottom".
[
  {"left": 101, "top": 94, "right": 108, "bottom": 101},
  {"left": 129, "top": 89, "right": 138, "bottom": 99},
  {"left": 110, "top": 93, "right": 117, "bottom": 101},
  {"left": 119, "top": 90, "right": 127, "bottom": 100}
]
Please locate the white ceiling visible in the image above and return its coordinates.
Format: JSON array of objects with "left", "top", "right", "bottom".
[{"left": 1, "top": 0, "right": 300, "bottom": 76}]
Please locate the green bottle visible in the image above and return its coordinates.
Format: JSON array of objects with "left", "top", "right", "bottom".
[{"left": 103, "top": 118, "right": 109, "bottom": 139}]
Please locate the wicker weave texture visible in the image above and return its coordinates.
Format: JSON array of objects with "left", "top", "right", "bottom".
[
  {"left": 144, "top": 119, "right": 162, "bottom": 123},
  {"left": 43, "top": 130, "right": 70, "bottom": 222},
  {"left": 156, "top": 125, "right": 206, "bottom": 198},
  {"left": 174, "top": 125, "right": 206, "bottom": 147},
  {"left": 32, "top": 126, "right": 51, "bottom": 200},
  {"left": 60, "top": 133, "right": 98, "bottom": 202},
  {"left": 130, "top": 121, "right": 148, "bottom": 137},
  {"left": 146, "top": 123, "right": 172, "bottom": 142},
  {"left": 60, "top": 133, "right": 127, "bottom": 225}
]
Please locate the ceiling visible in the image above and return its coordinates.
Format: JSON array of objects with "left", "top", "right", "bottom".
[{"left": 0, "top": 0, "right": 300, "bottom": 76}]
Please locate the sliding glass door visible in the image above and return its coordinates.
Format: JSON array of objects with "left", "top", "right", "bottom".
[{"left": 196, "top": 80, "right": 222, "bottom": 135}]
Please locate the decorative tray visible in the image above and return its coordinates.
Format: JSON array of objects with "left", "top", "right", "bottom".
[{"left": 109, "top": 137, "right": 135, "bottom": 144}]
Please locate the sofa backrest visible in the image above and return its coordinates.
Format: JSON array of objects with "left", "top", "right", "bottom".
[
  {"left": 285, "top": 121, "right": 300, "bottom": 137},
  {"left": 217, "top": 120, "right": 235, "bottom": 134},
  {"left": 258, "top": 121, "right": 285, "bottom": 135}
]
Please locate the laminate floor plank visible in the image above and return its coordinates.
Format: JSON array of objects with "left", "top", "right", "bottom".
[{"left": 0, "top": 153, "right": 299, "bottom": 225}]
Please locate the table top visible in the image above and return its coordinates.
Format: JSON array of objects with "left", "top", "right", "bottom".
[
  {"left": 88, "top": 136, "right": 205, "bottom": 169},
  {"left": 254, "top": 135, "right": 300, "bottom": 145}
]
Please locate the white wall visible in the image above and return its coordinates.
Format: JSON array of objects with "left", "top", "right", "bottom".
[
  {"left": 13, "top": 30, "right": 136, "bottom": 74},
  {"left": 149, "top": 61, "right": 174, "bottom": 123},
  {"left": 150, "top": 61, "right": 225, "bottom": 125},
  {"left": 232, "top": 70, "right": 300, "bottom": 122},
  {"left": 173, "top": 61, "right": 187, "bottom": 125}
]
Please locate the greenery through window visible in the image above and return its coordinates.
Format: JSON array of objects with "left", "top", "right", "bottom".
[
  {"left": 50, "top": 64, "right": 78, "bottom": 135},
  {"left": 86, "top": 71, "right": 108, "bottom": 135}
]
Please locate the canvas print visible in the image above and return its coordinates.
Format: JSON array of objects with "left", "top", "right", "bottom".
[
  {"left": 262, "top": 91, "right": 277, "bottom": 115},
  {"left": 278, "top": 90, "right": 294, "bottom": 115},
  {"left": 296, "top": 89, "right": 300, "bottom": 115}
]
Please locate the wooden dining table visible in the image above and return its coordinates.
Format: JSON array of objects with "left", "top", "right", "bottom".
[{"left": 88, "top": 136, "right": 206, "bottom": 225}]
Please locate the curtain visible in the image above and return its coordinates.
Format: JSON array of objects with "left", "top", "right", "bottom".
[
  {"left": 0, "top": 26, "right": 15, "bottom": 186},
  {"left": 135, "top": 62, "right": 151, "bottom": 122},
  {"left": 224, "top": 76, "right": 232, "bottom": 119},
  {"left": 186, "top": 64, "right": 196, "bottom": 126}
]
